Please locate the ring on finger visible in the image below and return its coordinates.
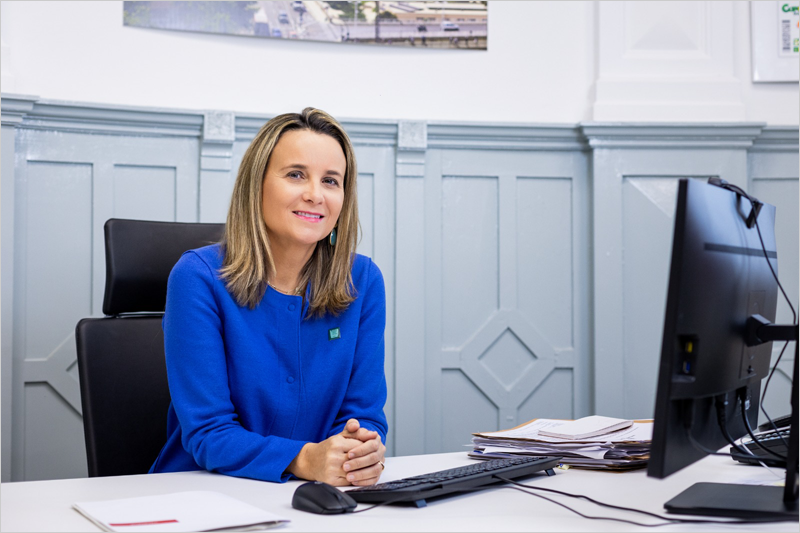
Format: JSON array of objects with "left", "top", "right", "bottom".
[{"left": 379, "top": 460, "right": 385, "bottom": 470}]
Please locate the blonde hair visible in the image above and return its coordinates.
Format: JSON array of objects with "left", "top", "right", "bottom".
[{"left": 219, "top": 107, "right": 358, "bottom": 317}]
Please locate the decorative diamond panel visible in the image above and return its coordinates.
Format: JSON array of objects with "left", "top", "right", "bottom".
[
  {"left": 478, "top": 328, "right": 537, "bottom": 390},
  {"left": 66, "top": 360, "right": 79, "bottom": 384}
]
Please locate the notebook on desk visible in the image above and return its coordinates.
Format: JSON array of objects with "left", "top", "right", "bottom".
[{"left": 73, "top": 491, "right": 288, "bottom": 532}]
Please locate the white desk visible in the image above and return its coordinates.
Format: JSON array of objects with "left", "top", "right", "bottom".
[{"left": 1, "top": 452, "right": 796, "bottom": 532}]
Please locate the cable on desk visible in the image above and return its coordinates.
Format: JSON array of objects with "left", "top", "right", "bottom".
[
  {"left": 493, "top": 476, "right": 793, "bottom": 526},
  {"left": 686, "top": 424, "right": 782, "bottom": 468},
  {"left": 349, "top": 493, "right": 425, "bottom": 513},
  {"left": 736, "top": 388, "right": 787, "bottom": 461},
  {"left": 683, "top": 403, "right": 783, "bottom": 466},
  {"left": 348, "top": 477, "right": 790, "bottom": 525},
  {"left": 753, "top": 341, "right": 792, "bottom": 451}
]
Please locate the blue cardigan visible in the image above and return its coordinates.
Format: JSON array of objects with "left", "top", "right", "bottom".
[{"left": 150, "top": 244, "right": 388, "bottom": 482}]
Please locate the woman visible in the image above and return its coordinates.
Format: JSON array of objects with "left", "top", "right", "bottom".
[{"left": 150, "top": 108, "right": 388, "bottom": 486}]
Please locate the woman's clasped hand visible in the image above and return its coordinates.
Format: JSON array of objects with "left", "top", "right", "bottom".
[{"left": 288, "top": 419, "right": 386, "bottom": 486}]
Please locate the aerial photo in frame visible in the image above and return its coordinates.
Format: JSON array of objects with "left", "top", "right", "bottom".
[{"left": 123, "top": 1, "right": 488, "bottom": 50}]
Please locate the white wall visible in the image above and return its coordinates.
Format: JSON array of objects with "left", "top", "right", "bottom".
[
  {"left": 0, "top": 1, "right": 595, "bottom": 123},
  {"left": 2, "top": 1, "right": 795, "bottom": 125}
]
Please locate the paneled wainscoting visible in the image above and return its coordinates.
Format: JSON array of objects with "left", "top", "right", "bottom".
[{"left": 2, "top": 95, "right": 797, "bottom": 481}]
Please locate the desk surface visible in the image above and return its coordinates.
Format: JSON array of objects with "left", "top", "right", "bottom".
[{"left": 1, "top": 451, "right": 796, "bottom": 532}]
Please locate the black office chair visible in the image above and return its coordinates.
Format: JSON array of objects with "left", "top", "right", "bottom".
[{"left": 76, "top": 219, "right": 225, "bottom": 477}]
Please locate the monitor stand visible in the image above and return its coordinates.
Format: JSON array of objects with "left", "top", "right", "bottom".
[
  {"left": 666, "top": 324, "right": 798, "bottom": 521},
  {"left": 665, "top": 482, "right": 797, "bottom": 520}
]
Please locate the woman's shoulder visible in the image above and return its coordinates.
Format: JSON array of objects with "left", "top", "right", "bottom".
[
  {"left": 351, "top": 254, "right": 384, "bottom": 291},
  {"left": 352, "top": 253, "right": 379, "bottom": 275},
  {"left": 171, "top": 243, "right": 225, "bottom": 280}
]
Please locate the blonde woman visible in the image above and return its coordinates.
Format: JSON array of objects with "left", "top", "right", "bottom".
[{"left": 150, "top": 108, "right": 388, "bottom": 486}]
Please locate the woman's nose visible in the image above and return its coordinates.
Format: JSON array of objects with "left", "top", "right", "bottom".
[{"left": 302, "top": 180, "right": 323, "bottom": 203}]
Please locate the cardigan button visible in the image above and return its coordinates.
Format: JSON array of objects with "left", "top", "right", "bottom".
[
  {"left": 288, "top": 304, "right": 296, "bottom": 311},
  {"left": 286, "top": 376, "right": 295, "bottom": 384}
]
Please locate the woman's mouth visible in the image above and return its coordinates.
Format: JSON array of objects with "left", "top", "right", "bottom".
[{"left": 293, "top": 211, "right": 324, "bottom": 223}]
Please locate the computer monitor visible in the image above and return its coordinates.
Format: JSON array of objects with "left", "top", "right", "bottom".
[{"left": 647, "top": 178, "right": 798, "bottom": 520}]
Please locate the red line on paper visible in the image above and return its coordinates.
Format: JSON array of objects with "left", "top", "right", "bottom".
[{"left": 108, "top": 519, "right": 179, "bottom": 527}]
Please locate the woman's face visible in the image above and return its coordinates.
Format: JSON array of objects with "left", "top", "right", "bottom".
[{"left": 261, "top": 129, "right": 346, "bottom": 255}]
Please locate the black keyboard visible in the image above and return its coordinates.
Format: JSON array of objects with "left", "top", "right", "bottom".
[
  {"left": 346, "top": 455, "right": 561, "bottom": 507},
  {"left": 732, "top": 428, "right": 790, "bottom": 467}
]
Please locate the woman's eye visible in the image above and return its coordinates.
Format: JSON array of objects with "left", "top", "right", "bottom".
[
  {"left": 288, "top": 171, "right": 303, "bottom": 180},
  {"left": 323, "top": 177, "right": 340, "bottom": 187}
]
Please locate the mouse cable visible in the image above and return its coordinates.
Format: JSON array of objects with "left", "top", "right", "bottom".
[
  {"left": 494, "top": 475, "right": 792, "bottom": 526},
  {"left": 348, "top": 492, "right": 431, "bottom": 513}
]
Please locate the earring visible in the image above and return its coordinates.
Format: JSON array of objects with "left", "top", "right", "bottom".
[{"left": 329, "top": 227, "right": 337, "bottom": 246}]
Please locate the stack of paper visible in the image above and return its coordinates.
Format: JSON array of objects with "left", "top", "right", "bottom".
[
  {"left": 73, "top": 491, "right": 289, "bottom": 532},
  {"left": 471, "top": 416, "right": 653, "bottom": 471}
]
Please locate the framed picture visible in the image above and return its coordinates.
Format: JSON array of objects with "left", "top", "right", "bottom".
[
  {"left": 751, "top": 1, "right": 799, "bottom": 82},
  {"left": 122, "top": 1, "right": 488, "bottom": 50}
]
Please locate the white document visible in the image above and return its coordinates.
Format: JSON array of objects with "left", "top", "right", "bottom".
[
  {"left": 480, "top": 444, "right": 611, "bottom": 460},
  {"left": 537, "top": 416, "right": 633, "bottom": 440},
  {"left": 476, "top": 418, "right": 653, "bottom": 443},
  {"left": 73, "top": 491, "right": 289, "bottom": 532}
]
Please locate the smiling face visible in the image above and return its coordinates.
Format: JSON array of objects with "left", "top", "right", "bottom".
[{"left": 261, "top": 129, "right": 346, "bottom": 258}]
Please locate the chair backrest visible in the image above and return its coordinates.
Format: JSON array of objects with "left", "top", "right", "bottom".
[{"left": 76, "top": 219, "right": 225, "bottom": 477}]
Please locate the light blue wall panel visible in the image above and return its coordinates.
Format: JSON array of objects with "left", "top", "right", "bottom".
[
  {"left": 199, "top": 170, "right": 233, "bottom": 223},
  {"left": 754, "top": 177, "right": 799, "bottom": 329},
  {"left": 441, "top": 176, "right": 499, "bottom": 348},
  {"left": 424, "top": 146, "right": 588, "bottom": 453},
  {"left": 348, "top": 145, "right": 397, "bottom": 456},
  {"left": 621, "top": 177, "right": 682, "bottom": 418},
  {"left": 17, "top": 160, "right": 94, "bottom": 481},
  {"left": 441, "top": 369, "right": 497, "bottom": 452},
  {"left": 516, "top": 177, "right": 573, "bottom": 349},
  {"left": 1, "top": 123, "right": 18, "bottom": 482},
  {"left": 23, "top": 161, "right": 93, "bottom": 359},
  {"left": 356, "top": 173, "right": 374, "bottom": 259},
  {"left": 113, "top": 165, "right": 177, "bottom": 222},
  {"left": 749, "top": 142, "right": 799, "bottom": 423},
  {"left": 23, "top": 383, "right": 86, "bottom": 481},
  {"left": 518, "top": 368, "right": 574, "bottom": 423},
  {"left": 4, "top": 107, "right": 201, "bottom": 481},
  {"left": 394, "top": 176, "right": 427, "bottom": 456}
]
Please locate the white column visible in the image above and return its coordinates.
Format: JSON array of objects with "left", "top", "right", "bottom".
[{"left": 593, "top": 1, "right": 745, "bottom": 121}]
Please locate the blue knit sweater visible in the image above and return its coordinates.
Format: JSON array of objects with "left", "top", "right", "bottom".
[{"left": 149, "top": 244, "right": 388, "bottom": 482}]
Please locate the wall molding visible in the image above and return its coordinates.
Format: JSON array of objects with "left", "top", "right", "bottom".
[
  {"left": 1, "top": 97, "right": 203, "bottom": 137},
  {"left": 396, "top": 121, "right": 426, "bottom": 178},
  {"left": 750, "top": 126, "right": 800, "bottom": 153},
  {"left": 581, "top": 122, "right": 767, "bottom": 149},
  {"left": 0, "top": 94, "right": 37, "bottom": 126},
  {"left": 234, "top": 112, "right": 398, "bottom": 147},
  {"left": 427, "top": 123, "right": 587, "bottom": 151},
  {"left": 3, "top": 94, "right": 794, "bottom": 152}
]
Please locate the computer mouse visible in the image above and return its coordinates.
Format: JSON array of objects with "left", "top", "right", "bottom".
[{"left": 291, "top": 481, "right": 357, "bottom": 514}]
